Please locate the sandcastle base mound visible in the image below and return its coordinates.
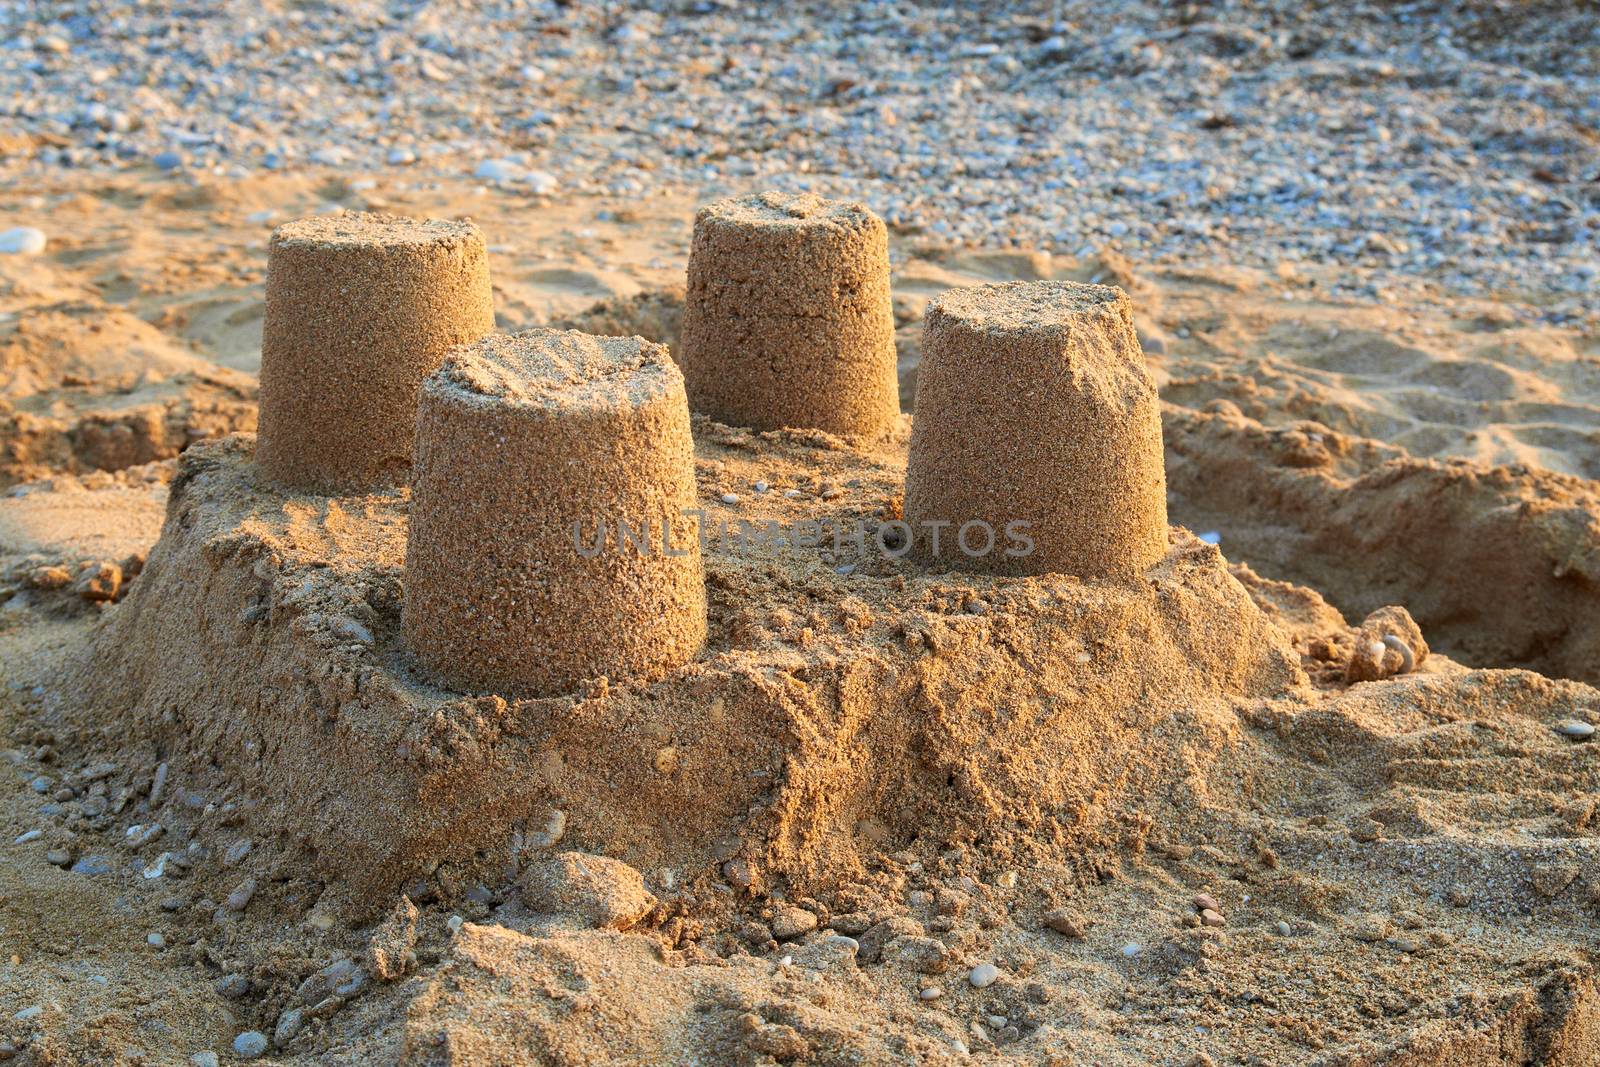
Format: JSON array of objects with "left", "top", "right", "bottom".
[{"left": 70, "top": 429, "right": 1302, "bottom": 909}]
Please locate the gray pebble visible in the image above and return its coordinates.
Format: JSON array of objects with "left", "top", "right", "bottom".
[
  {"left": 214, "top": 974, "right": 251, "bottom": 999},
  {"left": 232, "top": 1031, "right": 269, "bottom": 1059},
  {"left": 273, "top": 1007, "right": 304, "bottom": 1047},
  {"left": 71, "top": 854, "right": 113, "bottom": 876},
  {"left": 225, "top": 878, "right": 257, "bottom": 912}
]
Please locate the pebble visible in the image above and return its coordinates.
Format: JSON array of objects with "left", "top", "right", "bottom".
[
  {"left": 151, "top": 150, "right": 184, "bottom": 171},
  {"left": 968, "top": 962, "right": 999, "bottom": 988},
  {"left": 722, "top": 858, "right": 755, "bottom": 888},
  {"left": 232, "top": 1031, "right": 269, "bottom": 1060},
  {"left": 474, "top": 158, "right": 521, "bottom": 184},
  {"left": 147, "top": 931, "right": 166, "bottom": 948},
  {"left": 919, "top": 986, "right": 942, "bottom": 1000},
  {"left": 190, "top": 1054, "right": 220, "bottom": 1067},
  {"left": 214, "top": 974, "right": 250, "bottom": 999},
  {"left": 13, "top": 1006, "right": 42, "bottom": 1022},
  {"left": 273, "top": 1007, "right": 304, "bottom": 1047},
  {"left": 1556, "top": 720, "right": 1595, "bottom": 739},
  {"left": 1200, "top": 908, "right": 1226, "bottom": 928},
  {"left": 45, "top": 849, "right": 71, "bottom": 866},
  {"left": 525, "top": 170, "right": 559, "bottom": 195},
  {"left": 70, "top": 854, "right": 112, "bottom": 876},
  {"left": 1121, "top": 942, "right": 1142, "bottom": 957},
  {"left": 1193, "top": 893, "right": 1221, "bottom": 912},
  {"left": 13, "top": 829, "right": 41, "bottom": 844},
  {"left": 770, "top": 906, "right": 818, "bottom": 941},
  {"left": 222, "top": 839, "right": 253, "bottom": 867},
  {"left": 0, "top": 228, "right": 47, "bottom": 255},
  {"left": 720, "top": 492, "right": 740, "bottom": 505},
  {"left": 28, "top": 775, "right": 52, "bottom": 793},
  {"left": 526, "top": 810, "right": 566, "bottom": 849},
  {"left": 225, "top": 878, "right": 257, "bottom": 911},
  {"left": 1276, "top": 920, "right": 1293, "bottom": 936}
]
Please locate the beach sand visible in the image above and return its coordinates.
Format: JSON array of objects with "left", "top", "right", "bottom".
[{"left": 2, "top": 169, "right": 1599, "bottom": 1065}]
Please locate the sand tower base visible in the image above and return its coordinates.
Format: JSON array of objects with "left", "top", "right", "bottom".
[{"left": 69, "top": 433, "right": 1298, "bottom": 911}]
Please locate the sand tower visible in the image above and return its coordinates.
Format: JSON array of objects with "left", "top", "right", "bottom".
[
  {"left": 404, "top": 328, "right": 706, "bottom": 697},
  {"left": 678, "top": 191, "right": 900, "bottom": 437},
  {"left": 903, "top": 281, "right": 1168, "bottom": 578},
  {"left": 256, "top": 212, "right": 494, "bottom": 492}
]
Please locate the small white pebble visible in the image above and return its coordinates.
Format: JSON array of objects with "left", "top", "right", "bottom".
[
  {"left": 753, "top": 480, "right": 769, "bottom": 493},
  {"left": 447, "top": 914, "right": 464, "bottom": 934},
  {"left": 720, "top": 492, "right": 739, "bottom": 505},
  {"left": 778, "top": 954, "right": 793, "bottom": 967},
  {"left": 1557, "top": 720, "right": 1595, "bottom": 739},
  {"left": 147, "top": 931, "right": 167, "bottom": 948},
  {"left": 0, "top": 227, "right": 47, "bottom": 255},
  {"left": 919, "top": 986, "right": 942, "bottom": 1000},
  {"left": 968, "top": 962, "right": 999, "bottom": 988},
  {"left": 14, "top": 829, "right": 42, "bottom": 844},
  {"left": 1277, "top": 920, "right": 1293, "bottom": 936},
  {"left": 1121, "top": 942, "right": 1141, "bottom": 957},
  {"left": 13, "top": 1005, "right": 42, "bottom": 1022},
  {"left": 782, "top": 488, "right": 802, "bottom": 498}
]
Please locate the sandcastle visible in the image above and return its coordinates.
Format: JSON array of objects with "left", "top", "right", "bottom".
[
  {"left": 903, "top": 281, "right": 1169, "bottom": 577},
  {"left": 678, "top": 191, "right": 900, "bottom": 437},
  {"left": 75, "top": 202, "right": 1221, "bottom": 905},
  {"left": 255, "top": 212, "right": 494, "bottom": 492},
  {"left": 403, "top": 329, "right": 706, "bottom": 697}
]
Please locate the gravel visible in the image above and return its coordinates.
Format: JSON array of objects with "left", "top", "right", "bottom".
[{"left": 0, "top": 1, "right": 1592, "bottom": 322}]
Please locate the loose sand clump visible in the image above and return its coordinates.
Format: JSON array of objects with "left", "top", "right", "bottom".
[
  {"left": 904, "top": 281, "right": 1168, "bottom": 578},
  {"left": 404, "top": 328, "right": 705, "bottom": 698},
  {"left": 255, "top": 212, "right": 493, "bottom": 493},
  {"left": 679, "top": 191, "right": 900, "bottom": 437}
]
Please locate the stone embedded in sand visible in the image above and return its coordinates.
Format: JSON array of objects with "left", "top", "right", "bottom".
[
  {"left": 403, "top": 328, "right": 707, "bottom": 697},
  {"left": 1344, "top": 605, "right": 1429, "bottom": 683},
  {"left": 519, "top": 851, "right": 656, "bottom": 930},
  {"left": 770, "top": 906, "right": 819, "bottom": 941},
  {"left": 903, "top": 281, "right": 1169, "bottom": 578},
  {"left": 256, "top": 211, "right": 494, "bottom": 493},
  {"left": 678, "top": 191, "right": 900, "bottom": 437}
]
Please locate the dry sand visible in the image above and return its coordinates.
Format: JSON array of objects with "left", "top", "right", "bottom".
[{"left": 1, "top": 170, "right": 1599, "bottom": 1067}]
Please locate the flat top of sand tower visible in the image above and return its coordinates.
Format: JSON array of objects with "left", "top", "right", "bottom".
[
  {"left": 931, "top": 280, "right": 1130, "bottom": 336},
  {"left": 698, "top": 191, "right": 877, "bottom": 231},
  {"left": 271, "top": 211, "right": 481, "bottom": 250},
  {"left": 429, "top": 328, "right": 679, "bottom": 412}
]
